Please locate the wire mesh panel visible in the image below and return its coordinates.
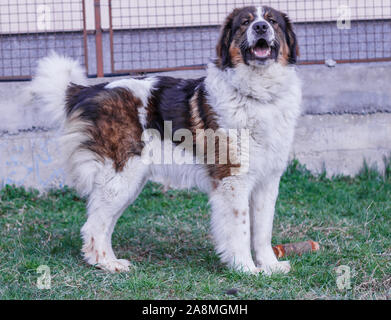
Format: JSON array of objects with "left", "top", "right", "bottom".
[
  {"left": 108, "top": 0, "right": 391, "bottom": 74},
  {"left": 0, "top": 0, "right": 87, "bottom": 80},
  {"left": 295, "top": 0, "right": 391, "bottom": 63},
  {"left": 0, "top": 1, "right": 390, "bottom": 79}
]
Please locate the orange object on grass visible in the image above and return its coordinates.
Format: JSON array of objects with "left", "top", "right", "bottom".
[{"left": 272, "top": 240, "right": 320, "bottom": 258}]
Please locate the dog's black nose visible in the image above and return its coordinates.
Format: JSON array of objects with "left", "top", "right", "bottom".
[{"left": 253, "top": 21, "right": 269, "bottom": 34}]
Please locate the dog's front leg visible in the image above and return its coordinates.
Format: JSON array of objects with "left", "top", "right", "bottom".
[
  {"left": 250, "top": 177, "right": 291, "bottom": 275},
  {"left": 209, "top": 176, "right": 257, "bottom": 273}
]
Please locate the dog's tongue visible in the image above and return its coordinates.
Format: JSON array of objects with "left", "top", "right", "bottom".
[{"left": 254, "top": 47, "right": 271, "bottom": 58}]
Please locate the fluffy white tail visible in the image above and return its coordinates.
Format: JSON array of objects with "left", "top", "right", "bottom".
[{"left": 29, "top": 52, "right": 87, "bottom": 127}]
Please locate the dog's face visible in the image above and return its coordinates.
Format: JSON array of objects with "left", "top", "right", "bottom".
[{"left": 216, "top": 6, "right": 299, "bottom": 69}]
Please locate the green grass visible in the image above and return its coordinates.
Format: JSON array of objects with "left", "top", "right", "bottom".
[{"left": 0, "top": 160, "right": 390, "bottom": 300}]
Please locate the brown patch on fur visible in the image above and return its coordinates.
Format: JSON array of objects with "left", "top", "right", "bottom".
[
  {"left": 229, "top": 45, "right": 244, "bottom": 66},
  {"left": 198, "top": 92, "right": 219, "bottom": 131},
  {"left": 189, "top": 87, "right": 241, "bottom": 180},
  {"left": 275, "top": 34, "right": 290, "bottom": 66},
  {"left": 83, "top": 89, "right": 144, "bottom": 172},
  {"left": 242, "top": 220, "right": 246, "bottom": 224},
  {"left": 233, "top": 209, "right": 239, "bottom": 217},
  {"left": 279, "top": 42, "right": 291, "bottom": 65},
  {"left": 208, "top": 160, "right": 241, "bottom": 181},
  {"left": 82, "top": 236, "right": 94, "bottom": 254},
  {"left": 201, "top": 110, "right": 241, "bottom": 181},
  {"left": 263, "top": 10, "right": 273, "bottom": 21},
  {"left": 283, "top": 12, "right": 300, "bottom": 61},
  {"left": 189, "top": 85, "right": 219, "bottom": 134},
  {"left": 208, "top": 163, "right": 241, "bottom": 181},
  {"left": 189, "top": 91, "right": 204, "bottom": 134},
  {"left": 272, "top": 22, "right": 291, "bottom": 65},
  {"left": 211, "top": 180, "right": 219, "bottom": 190},
  {"left": 207, "top": 133, "right": 241, "bottom": 180}
]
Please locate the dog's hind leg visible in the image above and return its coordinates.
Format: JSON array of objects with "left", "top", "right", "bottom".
[{"left": 80, "top": 156, "right": 148, "bottom": 272}]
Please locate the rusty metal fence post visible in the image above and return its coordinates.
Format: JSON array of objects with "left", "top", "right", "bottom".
[
  {"left": 82, "top": 0, "right": 89, "bottom": 75},
  {"left": 94, "top": 0, "right": 104, "bottom": 77}
]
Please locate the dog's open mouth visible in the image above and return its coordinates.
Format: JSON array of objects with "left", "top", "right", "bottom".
[{"left": 251, "top": 39, "right": 271, "bottom": 59}]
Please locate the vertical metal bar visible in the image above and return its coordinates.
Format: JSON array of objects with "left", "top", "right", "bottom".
[
  {"left": 94, "top": 0, "right": 104, "bottom": 77},
  {"left": 82, "top": 0, "right": 89, "bottom": 75},
  {"left": 108, "top": 0, "right": 115, "bottom": 74}
]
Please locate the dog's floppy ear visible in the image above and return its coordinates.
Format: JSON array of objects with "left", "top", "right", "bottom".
[
  {"left": 282, "top": 13, "right": 299, "bottom": 64},
  {"left": 216, "top": 9, "right": 239, "bottom": 69}
]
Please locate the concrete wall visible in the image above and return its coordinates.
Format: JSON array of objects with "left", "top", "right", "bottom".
[
  {"left": 293, "top": 113, "right": 391, "bottom": 176},
  {"left": 1, "top": 62, "right": 391, "bottom": 191}
]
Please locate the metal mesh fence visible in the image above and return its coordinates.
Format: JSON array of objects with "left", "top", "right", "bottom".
[
  {"left": 108, "top": 0, "right": 391, "bottom": 73},
  {"left": 0, "top": 0, "right": 87, "bottom": 80},
  {"left": 0, "top": 0, "right": 390, "bottom": 79}
]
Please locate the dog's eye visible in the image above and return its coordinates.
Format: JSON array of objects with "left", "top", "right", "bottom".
[
  {"left": 269, "top": 18, "right": 277, "bottom": 25},
  {"left": 242, "top": 20, "right": 250, "bottom": 26}
]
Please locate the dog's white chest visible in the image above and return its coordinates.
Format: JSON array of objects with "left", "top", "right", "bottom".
[
  {"left": 247, "top": 99, "right": 300, "bottom": 178},
  {"left": 206, "top": 63, "right": 302, "bottom": 180}
]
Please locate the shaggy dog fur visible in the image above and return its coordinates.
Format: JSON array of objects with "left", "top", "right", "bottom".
[{"left": 30, "top": 6, "right": 302, "bottom": 275}]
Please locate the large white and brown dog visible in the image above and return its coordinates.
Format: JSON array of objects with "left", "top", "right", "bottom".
[{"left": 30, "top": 6, "right": 302, "bottom": 275}]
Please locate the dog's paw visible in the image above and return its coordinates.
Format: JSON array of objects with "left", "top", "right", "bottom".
[
  {"left": 229, "top": 261, "right": 260, "bottom": 275},
  {"left": 83, "top": 249, "right": 132, "bottom": 273},
  {"left": 258, "top": 260, "right": 291, "bottom": 276},
  {"left": 96, "top": 258, "right": 132, "bottom": 273}
]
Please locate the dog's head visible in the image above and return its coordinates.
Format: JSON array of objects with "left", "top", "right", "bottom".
[{"left": 216, "top": 6, "right": 299, "bottom": 69}]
